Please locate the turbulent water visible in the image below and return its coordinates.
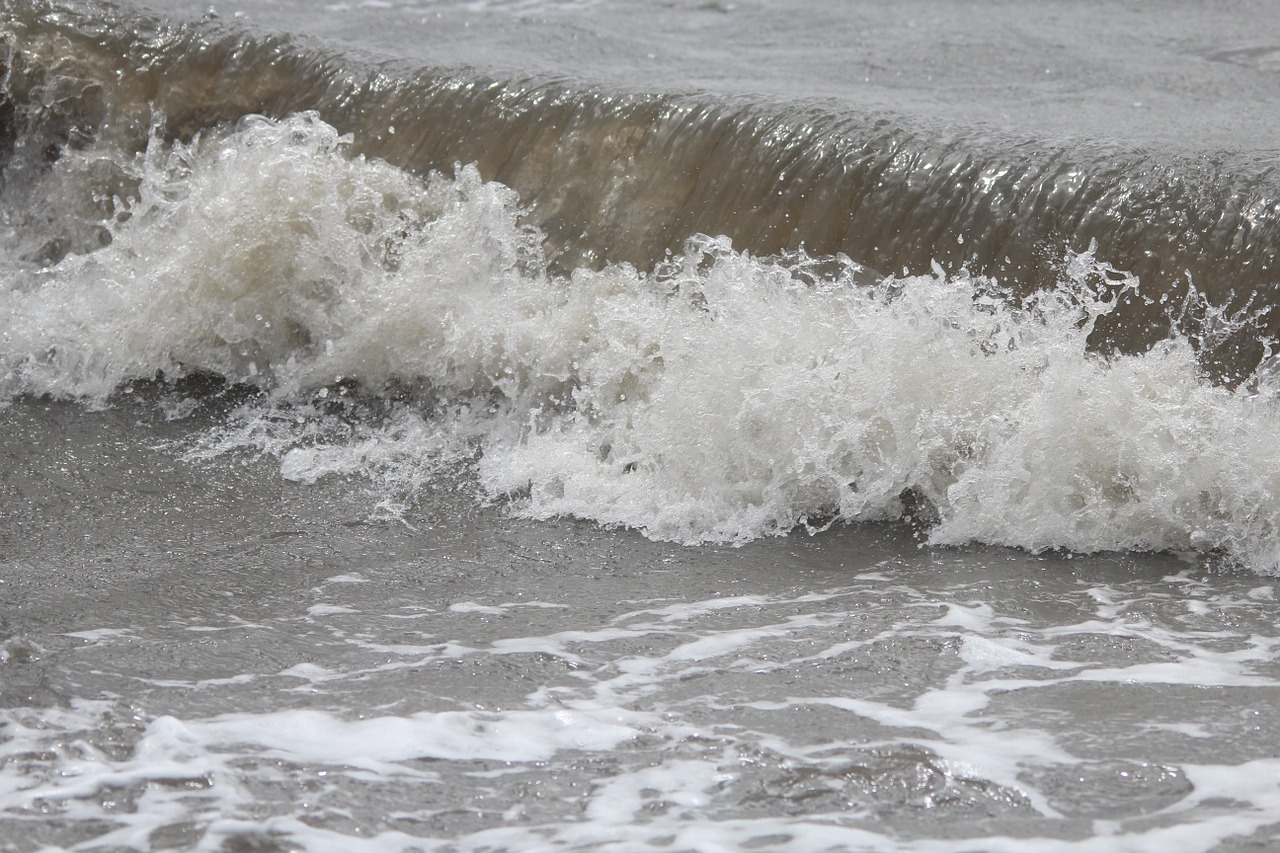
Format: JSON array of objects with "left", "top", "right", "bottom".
[{"left": 4, "top": 0, "right": 1280, "bottom": 850}]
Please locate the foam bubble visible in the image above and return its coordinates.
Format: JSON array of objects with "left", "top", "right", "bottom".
[{"left": 5, "top": 113, "right": 1280, "bottom": 570}]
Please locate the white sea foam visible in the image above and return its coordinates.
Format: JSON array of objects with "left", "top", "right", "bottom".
[
  {"left": 189, "top": 706, "right": 648, "bottom": 765},
  {"left": 8, "top": 572, "right": 1280, "bottom": 852},
  {"left": 4, "top": 113, "right": 1280, "bottom": 569}
]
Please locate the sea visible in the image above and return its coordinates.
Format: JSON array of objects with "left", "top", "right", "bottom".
[{"left": 3, "top": 0, "right": 1280, "bottom": 850}]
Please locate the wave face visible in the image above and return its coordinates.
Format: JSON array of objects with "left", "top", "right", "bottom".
[{"left": 3, "top": 1, "right": 1280, "bottom": 570}]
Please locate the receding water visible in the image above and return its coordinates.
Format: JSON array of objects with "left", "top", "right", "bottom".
[{"left": 7, "top": 398, "right": 1280, "bottom": 852}]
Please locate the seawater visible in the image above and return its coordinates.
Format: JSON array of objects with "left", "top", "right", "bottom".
[{"left": 4, "top": 0, "right": 1280, "bottom": 850}]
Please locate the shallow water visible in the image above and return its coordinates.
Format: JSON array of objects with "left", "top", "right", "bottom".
[
  {"left": 4, "top": 0, "right": 1280, "bottom": 849},
  {"left": 5, "top": 399, "right": 1280, "bottom": 851}
]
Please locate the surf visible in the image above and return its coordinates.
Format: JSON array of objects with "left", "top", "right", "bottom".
[{"left": 3, "top": 1, "right": 1280, "bottom": 571}]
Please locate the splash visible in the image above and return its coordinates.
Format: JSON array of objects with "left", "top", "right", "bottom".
[{"left": 3, "top": 113, "right": 1280, "bottom": 570}]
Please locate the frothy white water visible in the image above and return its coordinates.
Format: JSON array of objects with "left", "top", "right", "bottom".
[
  {"left": 4, "top": 113, "right": 1280, "bottom": 569},
  {"left": 8, "top": 562, "right": 1280, "bottom": 852}
]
